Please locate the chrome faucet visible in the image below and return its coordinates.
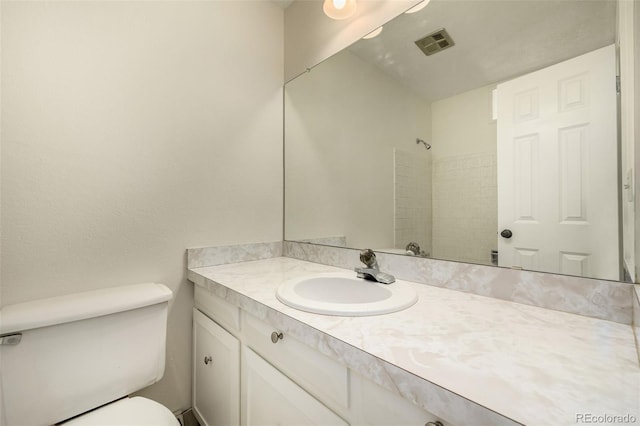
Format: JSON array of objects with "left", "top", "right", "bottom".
[
  {"left": 354, "top": 249, "right": 395, "bottom": 284},
  {"left": 405, "top": 241, "right": 430, "bottom": 257},
  {"left": 405, "top": 242, "right": 421, "bottom": 256}
]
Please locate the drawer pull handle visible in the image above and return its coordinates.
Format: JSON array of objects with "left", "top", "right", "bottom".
[
  {"left": 204, "top": 356, "right": 212, "bottom": 365},
  {"left": 426, "top": 421, "right": 443, "bottom": 426},
  {"left": 271, "top": 331, "right": 283, "bottom": 343}
]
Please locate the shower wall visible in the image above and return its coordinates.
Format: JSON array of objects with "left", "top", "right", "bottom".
[
  {"left": 394, "top": 149, "right": 432, "bottom": 254},
  {"left": 431, "top": 84, "right": 498, "bottom": 265},
  {"left": 432, "top": 152, "right": 497, "bottom": 264}
]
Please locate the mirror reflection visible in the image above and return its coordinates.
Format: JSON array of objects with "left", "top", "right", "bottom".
[{"left": 284, "top": 0, "right": 629, "bottom": 282}]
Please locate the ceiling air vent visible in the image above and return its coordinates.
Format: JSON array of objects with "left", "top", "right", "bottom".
[{"left": 414, "top": 28, "right": 455, "bottom": 56}]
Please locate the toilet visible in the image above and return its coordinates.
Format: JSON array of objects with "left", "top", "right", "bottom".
[{"left": 0, "top": 283, "right": 180, "bottom": 426}]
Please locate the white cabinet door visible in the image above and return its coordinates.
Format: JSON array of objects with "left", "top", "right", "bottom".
[
  {"left": 350, "top": 373, "right": 445, "bottom": 426},
  {"left": 242, "top": 347, "right": 348, "bottom": 426},
  {"left": 193, "top": 308, "right": 240, "bottom": 426}
]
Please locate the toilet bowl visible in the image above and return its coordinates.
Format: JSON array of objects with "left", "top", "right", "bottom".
[{"left": 0, "top": 283, "right": 178, "bottom": 426}]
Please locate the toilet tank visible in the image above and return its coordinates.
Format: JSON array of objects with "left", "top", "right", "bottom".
[{"left": 0, "top": 283, "right": 173, "bottom": 426}]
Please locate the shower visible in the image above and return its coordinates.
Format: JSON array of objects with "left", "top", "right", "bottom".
[{"left": 416, "top": 138, "right": 431, "bottom": 150}]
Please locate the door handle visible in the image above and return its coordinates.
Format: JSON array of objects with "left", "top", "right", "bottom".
[{"left": 500, "top": 229, "right": 513, "bottom": 239}]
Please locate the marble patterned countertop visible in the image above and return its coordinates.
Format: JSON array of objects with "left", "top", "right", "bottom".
[{"left": 187, "top": 257, "right": 640, "bottom": 426}]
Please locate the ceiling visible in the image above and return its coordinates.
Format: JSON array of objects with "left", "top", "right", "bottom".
[{"left": 348, "top": 0, "right": 616, "bottom": 102}]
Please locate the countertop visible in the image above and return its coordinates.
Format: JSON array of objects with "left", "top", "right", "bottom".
[{"left": 188, "top": 257, "right": 640, "bottom": 426}]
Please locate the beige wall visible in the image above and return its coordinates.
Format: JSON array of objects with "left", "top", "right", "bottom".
[
  {"left": 431, "top": 85, "right": 497, "bottom": 160},
  {"left": 1, "top": 0, "right": 283, "bottom": 413},
  {"left": 284, "top": 0, "right": 420, "bottom": 81}
]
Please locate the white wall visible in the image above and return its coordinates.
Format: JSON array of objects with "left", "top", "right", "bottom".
[
  {"left": 285, "top": 49, "right": 431, "bottom": 249},
  {"left": 431, "top": 85, "right": 497, "bottom": 160},
  {"left": 284, "top": 0, "right": 419, "bottom": 81},
  {"left": 431, "top": 85, "right": 497, "bottom": 265},
  {"left": 1, "top": 0, "right": 283, "bottom": 414}
]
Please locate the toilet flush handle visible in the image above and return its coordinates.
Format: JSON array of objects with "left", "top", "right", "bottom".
[{"left": 204, "top": 356, "right": 212, "bottom": 365}]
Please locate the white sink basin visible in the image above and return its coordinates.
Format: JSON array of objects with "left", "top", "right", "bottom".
[{"left": 276, "top": 272, "right": 418, "bottom": 316}]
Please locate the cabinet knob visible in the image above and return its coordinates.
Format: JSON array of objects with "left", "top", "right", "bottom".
[
  {"left": 271, "top": 331, "right": 283, "bottom": 343},
  {"left": 204, "top": 356, "right": 212, "bottom": 365}
]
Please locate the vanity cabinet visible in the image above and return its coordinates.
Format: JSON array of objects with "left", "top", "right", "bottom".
[{"left": 193, "top": 285, "right": 446, "bottom": 426}]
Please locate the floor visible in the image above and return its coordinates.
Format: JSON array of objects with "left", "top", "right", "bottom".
[{"left": 178, "top": 409, "right": 200, "bottom": 426}]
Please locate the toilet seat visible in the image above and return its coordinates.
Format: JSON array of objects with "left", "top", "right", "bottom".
[{"left": 61, "top": 396, "right": 180, "bottom": 426}]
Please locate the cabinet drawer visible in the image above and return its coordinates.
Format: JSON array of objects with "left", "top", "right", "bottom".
[
  {"left": 194, "top": 285, "right": 240, "bottom": 333},
  {"left": 243, "top": 312, "right": 349, "bottom": 410}
]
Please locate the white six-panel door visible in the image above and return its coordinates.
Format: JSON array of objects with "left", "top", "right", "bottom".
[{"left": 497, "top": 44, "right": 619, "bottom": 280}]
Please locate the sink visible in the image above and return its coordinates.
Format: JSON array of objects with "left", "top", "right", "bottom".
[{"left": 276, "top": 272, "right": 418, "bottom": 316}]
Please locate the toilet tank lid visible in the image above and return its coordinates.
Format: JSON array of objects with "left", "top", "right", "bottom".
[{"left": 0, "top": 283, "right": 172, "bottom": 335}]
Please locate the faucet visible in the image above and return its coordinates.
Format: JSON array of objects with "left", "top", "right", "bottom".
[
  {"left": 405, "top": 242, "right": 421, "bottom": 256},
  {"left": 405, "top": 241, "right": 430, "bottom": 257},
  {"left": 354, "top": 249, "right": 395, "bottom": 284}
]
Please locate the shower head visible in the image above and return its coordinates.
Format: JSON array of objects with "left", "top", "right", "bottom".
[{"left": 416, "top": 138, "right": 431, "bottom": 150}]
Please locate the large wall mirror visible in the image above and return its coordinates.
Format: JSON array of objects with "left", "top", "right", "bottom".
[{"left": 284, "top": 0, "right": 632, "bottom": 282}]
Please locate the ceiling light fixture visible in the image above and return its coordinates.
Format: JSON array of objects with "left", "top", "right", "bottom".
[
  {"left": 362, "top": 26, "right": 383, "bottom": 39},
  {"left": 405, "top": 0, "right": 430, "bottom": 14},
  {"left": 323, "top": 0, "right": 357, "bottom": 20}
]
